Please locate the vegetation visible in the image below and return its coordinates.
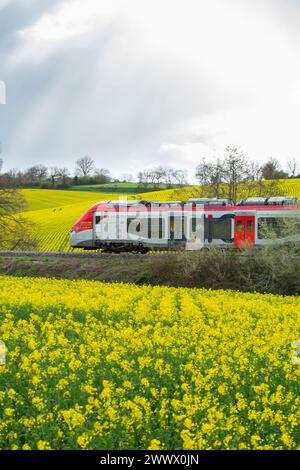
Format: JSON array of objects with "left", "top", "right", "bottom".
[
  {"left": 151, "top": 246, "right": 300, "bottom": 295},
  {"left": 194, "top": 148, "right": 291, "bottom": 203},
  {"left": 0, "top": 243, "right": 298, "bottom": 295},
  {"left": 0, "top": 276, "right": 299, "bottom": 450},
  {"left": 0, "top": 188, "right": 37, "bottom": 251},
  {"left": 1, "top": 146, "right": 298, "bottom": 193},
  {"left": 142, "top": 178, "right": 300, "bottom": 202},
  {"left": 69, "top": 182, "right": 170, "bottom": 194}
]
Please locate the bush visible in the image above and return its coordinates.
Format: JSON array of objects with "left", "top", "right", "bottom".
[{"left": 151, "top": 245, "right": 300, "bottom": 295}]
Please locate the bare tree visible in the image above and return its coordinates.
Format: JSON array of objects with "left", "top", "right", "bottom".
[
  {"left": 0, "top": 184, "right": 38, "bottom": 250},
  {"left": 173, "top": 169, "right": 187, "bottom": 186},
  {"left": 50, "top": 167, "right": 60, "bottom": 186},
  {"left": 147, "top": 169, "right": 157, "bottom": 185},
  {"left": 195, "top": 157, "right": 226, "bottom": 198},
  {"left": 163, "top": 168, "right": 176, "bottom": 187},
  {"left": 75, "top": 156, "right": 95, "bottom": 177},
  {"left": 153, "top": 166, "right": 166, "bottom": 186},
  {"left": 222, "top": 146, "right": 249, "bottom": 203},
  {"left": 287, "top": 157, "right": 298, "bottom": 178},
  {"left": 25, "top": 165, "right": 48, "bottom": 184},
  {"left": 35, "top": 165, "right": 48, "bottom": 182},
  {"left": 57, "top": 167, "right": 70, "bottom": 186},
  {"left": 195, "top": 158, "right": 215, "bottom": 187}
]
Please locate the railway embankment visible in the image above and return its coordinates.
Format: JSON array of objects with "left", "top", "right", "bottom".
[{"left": 0, "top": 246, "right": 299, "bottom": 295}]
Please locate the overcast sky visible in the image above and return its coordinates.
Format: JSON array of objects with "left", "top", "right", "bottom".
[{"left": 0, "top": 0, "right": 300, "bottom": 180}]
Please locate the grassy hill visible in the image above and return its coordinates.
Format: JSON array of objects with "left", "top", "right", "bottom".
[{"left": 70, "top": 182, "right": 172, "bottom": 194}]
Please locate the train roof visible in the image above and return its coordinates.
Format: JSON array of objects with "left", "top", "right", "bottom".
[
  {"left": 96, "top": 196, "right": 298, "bottom": 208},
  {"left": 93, "top": 200, "right": 299, "bottom": 214}
]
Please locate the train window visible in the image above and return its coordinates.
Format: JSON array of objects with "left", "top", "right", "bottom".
[
  {"left": 236, "top": 221, "right": 243, "bottom": 233},
  {"left": 258, "top": 217, "right": 300, "bottom": 239},
  {"left": 247, "top": 220, "right": 252, "bottom": 233},
  {"left": 203, "top": 218, "right": 232, "bottom": 241}
]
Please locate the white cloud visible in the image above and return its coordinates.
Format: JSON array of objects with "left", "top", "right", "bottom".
[
  {"left": 19, "top": 0, "right": 123, "bottom": 42},
  {"left": 1, "top": 0, "right": 300, "bottom": 176}
]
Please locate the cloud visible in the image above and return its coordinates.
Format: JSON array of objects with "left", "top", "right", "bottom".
[{"left": 0, "top": 0, "right": 300, "bottom": 178}]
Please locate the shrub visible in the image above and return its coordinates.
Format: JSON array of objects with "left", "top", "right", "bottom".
[{"left": 151, "top": 245, "right": 300, "bottom": 295}]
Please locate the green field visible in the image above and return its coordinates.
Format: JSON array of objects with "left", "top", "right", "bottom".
[{"left": 70, "top": 182, "right": 171, "bottom": 194}]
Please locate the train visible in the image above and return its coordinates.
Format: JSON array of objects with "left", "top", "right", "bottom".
[{"left": 70, "top": 196, "right": 300, "bottom": 252}]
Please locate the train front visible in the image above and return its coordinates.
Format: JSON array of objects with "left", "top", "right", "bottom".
[{"left": 70, "top": 202, "right": 103, "bottom": 249}]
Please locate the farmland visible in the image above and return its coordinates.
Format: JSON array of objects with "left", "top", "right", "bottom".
[
  {"left": 0, "top": 275, "right": 299, "bottom": 450},
  {"left": 21, "top": 189, "right": 123, "bottom": 212},
  {"left": 139, "top": 179, "right": 300, "bottom": 202},
  {"left": 19, "top": 180, "right": 300, "bottom": 253},
  {"left": 22, "top": 189, "right": 133, "bottom": 252}
]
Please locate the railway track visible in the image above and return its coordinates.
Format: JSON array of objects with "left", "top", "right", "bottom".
[{"left": 0, "top": 250, "right": 170, "bottom": 259}]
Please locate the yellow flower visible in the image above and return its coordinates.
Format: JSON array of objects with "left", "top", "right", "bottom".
[
  {"left": 22, "top": 444, "right": 31, "bottom": 450},
  {"left": 4, "top": 408, "right": 14, "bottom": 417},
  {"left": 148, "top": 439, "right": 162, "bottom": 450},
  {"left": 0, "top": 275, "right": 299, "bottom": 450},
  {"left": 77, "top": 433, "right": 91, "bottom": 449},
  {"left": 37, "top": 440, "right": 51, "bottom": 450}
]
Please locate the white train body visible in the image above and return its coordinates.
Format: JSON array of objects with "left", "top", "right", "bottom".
[{"left": 70, "top": 198, "right": 300, "bottom": 252}]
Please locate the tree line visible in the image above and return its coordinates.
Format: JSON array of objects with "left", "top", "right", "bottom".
[
  {"left": 0, "top": 156, "right": 111, "bottom": 189},
  {"left": 0, "top": 149, "right": 298, "bottom": 193},
  {"left": 194, "top": 147, "right": 299, "bottom": 203}
]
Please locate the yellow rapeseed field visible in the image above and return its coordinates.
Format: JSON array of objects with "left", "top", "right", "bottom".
[
  {"left": 21, "top": 189, "right": 114, "bottom": 212},
  {"left": 0, "top": 275, "right": 300, "bottom": 450},
  {"left": 22, "top": 190, "right": 131, "bottom": 252},
  {"left": 24, "top": 202, "right": 98, "bottom": 252},
  {"left": 141, "top": 179, "right": 300, "bottom": 201}
]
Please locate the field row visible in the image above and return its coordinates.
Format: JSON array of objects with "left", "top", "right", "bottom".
[{"left": 24, "top": 202, "right": 97, "bottom": 252}]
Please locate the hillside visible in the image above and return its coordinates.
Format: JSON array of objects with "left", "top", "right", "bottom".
[
  {"left": 21, "top": 188, "right": 122, "bottom": 212},
  {"left": 139, "top": 179, "right": 300, "bottom": 201},
  {"left": 70, "top": 182, "right": 171, "bottom": 194},
  {"left": 22, "top": 189, "right": 133, "bottom": 252}
]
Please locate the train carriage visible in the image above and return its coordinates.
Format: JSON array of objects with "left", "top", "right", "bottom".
[{"left": 70, "top": 197, "right": 300, "bottom": 252}]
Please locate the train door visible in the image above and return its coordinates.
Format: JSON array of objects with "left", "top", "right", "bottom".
[{"left": 234, "top": 215, "right": 255, "bottom": 248}]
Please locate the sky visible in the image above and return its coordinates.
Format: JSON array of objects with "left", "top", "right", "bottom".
[{"left": 0, "top": 0, "right": 300, "bottom": 180}]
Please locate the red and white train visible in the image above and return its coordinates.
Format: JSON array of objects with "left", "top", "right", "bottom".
[{"left": 70, "top": 197, "right": 300, "bottom": 252}]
